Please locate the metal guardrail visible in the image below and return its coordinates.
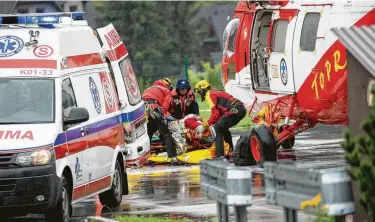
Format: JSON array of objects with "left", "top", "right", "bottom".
[
  {"left": 264, "top": 162, "right": 355, "bottom": 222},
  {"left": 200, "top": 159, "right": 253, "bottom": 222},
  {"left": 200, "top": 160, "right": 355, "bottom": 222}
]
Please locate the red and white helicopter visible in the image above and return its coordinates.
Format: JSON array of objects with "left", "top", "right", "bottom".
[{"left": 221, "top": 0, "right": 375, "bottom": 166}]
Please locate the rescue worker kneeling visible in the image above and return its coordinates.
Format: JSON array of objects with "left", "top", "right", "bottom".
[
  {"left": 169, "top": 78, "right": 199, "bottom": 120},
  {"left": 194, "top": 80, "right": 246, "bottom": 158},
  {"left": 142, "top": 78, "right": 179, "bottom": 163}
]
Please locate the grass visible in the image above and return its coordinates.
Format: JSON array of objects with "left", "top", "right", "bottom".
[
  {"left": 115, "top": 215, "right": 217, "bottom": 222},
  {"left": 197, "top": 100, "right": 254, "bottom": 129}
]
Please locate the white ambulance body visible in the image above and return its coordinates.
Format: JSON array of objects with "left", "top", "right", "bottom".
[{"left": 0, "top": 12, "right": 149, "bottom": 222}]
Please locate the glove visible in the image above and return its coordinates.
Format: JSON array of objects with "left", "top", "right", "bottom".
[
  {"left": 166, "top": 116, "right": 175, "bottom": 121},
  {"left": 202, "top": 120, "right": 209, "bottom": 129}
]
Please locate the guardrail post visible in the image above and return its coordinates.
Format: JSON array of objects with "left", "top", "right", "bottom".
[
  {"left": 284, "top": 208, "right": 297, "bottom": 222},
  {"left": 200, "top": 159, "right": 252, "bottom": 222},
  {"left": 264, "top": 162, "right": 354, "bottom": 222}
]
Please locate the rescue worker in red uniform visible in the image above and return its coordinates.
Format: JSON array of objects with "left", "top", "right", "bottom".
[
  {"left": 194, "top": 80, "right": 246, "bottom": 158},
  {"left": 169, "top": 78, "right": 199, "bottom": 120},
  {"left": 142, "top": 78, "right": 178, "bottom": 162}
]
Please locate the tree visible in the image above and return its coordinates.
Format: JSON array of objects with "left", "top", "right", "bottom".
[
  {"left": 341, "top": 87, "right": 375, "bottom": 221},
  {"left": 94, "top": 1, "right": 204, "bottom": 82}
]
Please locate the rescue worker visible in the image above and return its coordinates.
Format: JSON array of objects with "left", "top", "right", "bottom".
[
  {"left": 194, "top": 80, "right": 246, "bottom": 158},
  {"left": 169, "top": 78, "right": 199, "bottom": 120},
  {"left": 142, "top": 78, "right": 178, "bottom": 163}
]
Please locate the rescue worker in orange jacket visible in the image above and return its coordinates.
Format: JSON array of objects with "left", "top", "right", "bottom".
[
  {"left": 142, "top": 78, "right": 177, "bottom": 162},
  {"left": 194, "top": 80, "right": 246, "bottom": 158},
  {"left": 169, "top": 78, "right": 199, "bottom": 120}
]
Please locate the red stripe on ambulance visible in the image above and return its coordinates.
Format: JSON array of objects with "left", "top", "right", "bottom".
[
  {"left": 72, "top": 175, "right": 111, "bottom": 201},
  {"left": 107, "top": 44, "right": 128, "bottom": 61},
  {"left": 0, "top": 59, "right": 57, "bottom": 69},
  {"left": 54, "top": 125, "right": 123, "bottom": 160},
  {"left": 62, "top": 52, "right": 104, "bottom": 69}
]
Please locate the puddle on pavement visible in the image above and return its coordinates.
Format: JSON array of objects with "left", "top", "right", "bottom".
[{"left": 127, "top": 170, "right": 265, "bottom": 201}]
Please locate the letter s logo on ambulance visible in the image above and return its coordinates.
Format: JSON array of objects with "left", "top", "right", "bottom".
[
  {"left": 0, "top": 35, "right": 24, "bottom": 58},
  {"left": 33, "top": 45, "right": 53, "bottom": 58}
]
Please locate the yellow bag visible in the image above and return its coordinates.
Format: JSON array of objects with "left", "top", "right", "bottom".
[{"left": 176, "top": 149, "right": 212, "bottom": 164}]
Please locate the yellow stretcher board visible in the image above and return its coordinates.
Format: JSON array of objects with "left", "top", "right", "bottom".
[{"left": 148, "top": 142, "right": 230, "bottom": 164}]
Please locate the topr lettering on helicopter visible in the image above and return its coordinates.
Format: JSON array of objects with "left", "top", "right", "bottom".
[{"left": 311, "top": 47, "right": 347, "bottom": 99}]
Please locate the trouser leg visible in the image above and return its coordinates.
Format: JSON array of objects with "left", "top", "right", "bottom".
[
  {"left": 223, "top": 130, "right": 233, "bottom": 151},
  {"left": 147, "top": 118, "right": 158, "bottom": 143},
  {"left": 158, "top": 120, "right": 177, "bottom": 158},
  {"left": 214, "top": 105, "right": 247, "bottom": 157}
]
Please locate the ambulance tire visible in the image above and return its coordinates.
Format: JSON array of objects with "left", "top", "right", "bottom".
[
  {"left": 45, "top": 175, "right": 70, "bottom": 222},
  {"left": 278, "top": 125, "right": 295, "bottom": 149},
  {"left": 250, "top": 125, "right": 277, "bottom": 168},
  {"left": 99, "top": 160, "right": 123, "bottom": 207}
]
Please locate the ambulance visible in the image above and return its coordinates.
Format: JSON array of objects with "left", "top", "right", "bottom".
[{"left": 0, "top": 12, "right": 149, "bottom": 222}]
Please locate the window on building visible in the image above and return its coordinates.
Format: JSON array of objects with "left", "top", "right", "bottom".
[
  {"left": 69, "top": 5, "right": 78, "bottom": 12},
  {"left": 271, "top": 19, "right": 289, "bottom": 53},
  {"left": 17, "top": 8, "right": 28, "bottom": 14},
  {"left": 36, "top": 8, "right": 44, "bottom": 13},
  {"left": 300, "top": 13, "right": 321, "bottom": 52}
]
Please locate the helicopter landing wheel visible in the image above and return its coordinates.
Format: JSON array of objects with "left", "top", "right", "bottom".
[{"left": 250, "top": 125, "right": 277, "bottom": 168}]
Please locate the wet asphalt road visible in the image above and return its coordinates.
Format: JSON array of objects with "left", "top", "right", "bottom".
[{"left": 4, "top": 124, "right": 348, "bottom": 222}]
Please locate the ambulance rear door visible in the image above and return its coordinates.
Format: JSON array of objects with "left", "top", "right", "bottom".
[{"left": 96, "top": 24, "right": 147, "bottom": 144}]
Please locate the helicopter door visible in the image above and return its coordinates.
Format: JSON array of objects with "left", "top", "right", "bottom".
[{"left": 267, "top": 10, "right": 298, "bottom": 93}]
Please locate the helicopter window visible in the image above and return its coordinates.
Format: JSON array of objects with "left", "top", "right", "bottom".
[
  {"left": 300, "top": 13, "right": 321, "bottom": 52},
  {"left": 271, "top": 20, "right": 288, "bottom": 53},
  {"left": 223, "top": 18, "right": 239, "bottom": 54}
]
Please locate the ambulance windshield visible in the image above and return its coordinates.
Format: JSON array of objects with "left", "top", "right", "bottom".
[{"left": 0, "top": 78, "right": 54, "bottom": 124}]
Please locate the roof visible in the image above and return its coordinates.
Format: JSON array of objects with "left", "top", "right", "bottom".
[
  {"left": 331, "top": 25, "right": 375, "bottom": 78},
  {"left": 193, "top": 3, "right": 236, "bottom": 42}
]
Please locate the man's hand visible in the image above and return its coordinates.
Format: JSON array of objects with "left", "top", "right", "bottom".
[{"left": 202, "top": 120, "right": 209, "bottom": 129}]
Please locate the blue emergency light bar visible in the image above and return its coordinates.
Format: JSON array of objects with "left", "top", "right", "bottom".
[{"left": 0, "top": 12, "right": 85, "bottom": 27}]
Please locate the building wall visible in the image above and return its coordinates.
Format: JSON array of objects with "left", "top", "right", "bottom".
[
  {"left": 62, "top": 1, "right": 83, "bottom": 12},
  {"left": 347, "top": 51, "right": 374, "bottom": 222},
  {"left": 13, "top": 2, "right": 60, "bottom": 13}
]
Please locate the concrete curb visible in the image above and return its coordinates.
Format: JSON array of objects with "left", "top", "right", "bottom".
[{"left": 86, "top": 216, "right": 119, "bottom": 222}]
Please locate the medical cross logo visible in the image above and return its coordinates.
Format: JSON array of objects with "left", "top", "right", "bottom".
[
  {"left": 89, "top": 77, "right": 101, "bottom": 114},
  {"left": 280, "top": 58, "right": 288, "bottom": 86},
  {"left": 0, "top": 35, "right": 24, "bottom": 58}
]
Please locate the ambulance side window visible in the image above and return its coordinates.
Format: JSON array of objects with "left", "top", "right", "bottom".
[
  {"left": 271, "top": 20, "right": 288, "bottom": 52},
  {"left": 300, "top": 13, "right": 321, "bottom": 52},
  {"left": 62, "top": 78, "right": 77, "bottom": 110}
]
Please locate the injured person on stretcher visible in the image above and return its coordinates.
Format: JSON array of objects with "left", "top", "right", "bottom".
[
  {"left": 168, "top": 114, "right": 229, "bottom": 156},
  {"left": 148, "top": 114, "right": 230, "bottom": 164}
]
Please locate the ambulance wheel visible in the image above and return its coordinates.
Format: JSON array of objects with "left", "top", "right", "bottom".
[
  {"left": 45, "top": 175, "right": 70, "bottom": 222},
  {"left": 250, "top": 125, "right": 277, "bottom": 168},
  {"left": 278, "top": 125, "right": 295, "bottom": 149},
  {"left": 99, "top": 160, "right": 123, "bottom": 207}
]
